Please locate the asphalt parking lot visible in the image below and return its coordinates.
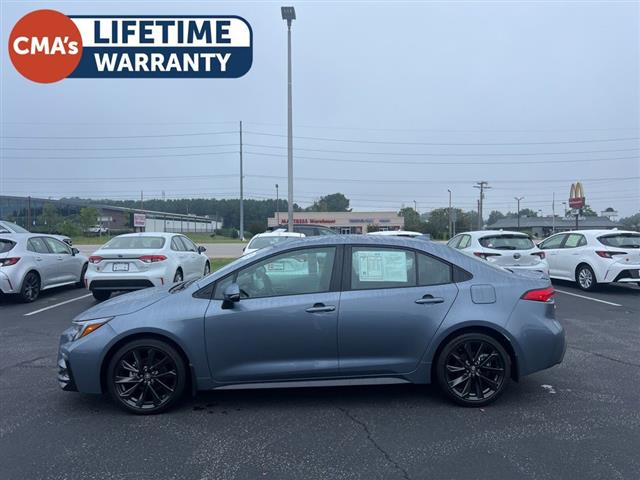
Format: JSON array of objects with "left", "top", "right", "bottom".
[{"left": 1, "top": 281, "right": 638, "bottom": 480}]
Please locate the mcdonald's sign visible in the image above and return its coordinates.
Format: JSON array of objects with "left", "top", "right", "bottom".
[{"left": 569, "top": 182, "right": 585, "bottom": 209}]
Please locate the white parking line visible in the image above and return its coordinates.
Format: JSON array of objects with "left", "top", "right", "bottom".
[
  {"left": 555, "top": 289, "right": 622, "bottom": 307},
  {"left": 24, "top": 294, "right": 93, "bottom": 317}
]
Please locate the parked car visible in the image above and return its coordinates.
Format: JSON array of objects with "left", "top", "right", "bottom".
[
  {"left": 447, "top": 230, "right": 549, "bottom": 276},
  {"left": 58, "top": 235, "right": 565, "bottom": 414},
  {"left": 271, "top": 224, "right": 337, "bottom": 236},
  {"left": 538, "top": 229, "right": 640, "bottom": 291},
  {"left": 0, "top": 220, "right": 72, "bottom": 246},
  {"left": 243, "top": 231, "right": 305, "bottom": 255},
  {"left": 86, "top": 225, "right": 109, "bottom": 235},
  {"left": 368, "top": 230, "right": 424, "bottom": 238},
  {"left": 0, "top": 233, "right": 87, "bottom": 302},
  {"left": 85, "top": 232, "right": 210, "bottom": 301}
]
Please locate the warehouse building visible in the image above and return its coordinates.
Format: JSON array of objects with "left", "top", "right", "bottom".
[{"left": 267, "top": 211, "right": 404, "bottom": 234}]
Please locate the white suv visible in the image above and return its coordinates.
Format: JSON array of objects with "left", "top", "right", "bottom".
[
  {"left": 447, "top": 230, "right": 549, "bottom": 275},
  {"left": 538, "top": 229, "right": 640, "bottom": 291}
]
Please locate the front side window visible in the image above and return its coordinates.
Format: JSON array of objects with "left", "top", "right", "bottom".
[
  {"left": 539, "top": 234, "right": 565, "bottom": 250},
  {"left": 171, "top": 237, "right": 184, "bottom": 251},
  {"left": 351, "top": 247, "right": 416, "bottom": 290},
  {"left": 598, "top": 233, "right": 640, "bottom": 248},
  {"left": 179, "top": 236, "right": 197, "bottom": 252},
  {"left": 564, "top": 234, "right": 586, "bottom": 248},
  {"left": 27, "top": 238, "right": 49, "bottom": 254},
  {"left": 44, "top": 237, "right": 71, "bottom": 254},
  {"left": 417, "top": 253, "right": 453, "bottom": 286},
  {"left": 479, "top": 235, "right": 535, "bottom": 250},
  {"left": 215, "top": 247, "right": 336, "bottom": 299}
]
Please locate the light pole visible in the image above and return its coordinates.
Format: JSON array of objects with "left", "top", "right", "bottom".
[
  {"left": 281, "top": 6, "right": 296, "bottom": 232},
  {"left": 413, "top": 200, "right": 417, "bottom": 213},
  {"left": 275, "top": 183, "right": 280, "bottom": 226},
  {"left": 447, "top": 189, "right": 452, "bottom": 239},
  {"left": 514, "top": 196, "right": 524, "bottom": 230}
]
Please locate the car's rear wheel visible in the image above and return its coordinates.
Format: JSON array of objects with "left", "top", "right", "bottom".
[
  {"left": 107, "top": 339, "right": 186, "bottom": 414},
  {"left": 576, "top": 264, "right": 597, "bottom": 291},
  {"left": 20, "top": 271, "right": 40, "bottom": 303},
  {"left": 76, "top": 263, "right": 88, "bottom": 288},
  {"left": 436, "top": 333, "right": 510, "bottom": 407},
  {"left": 92, "top": 290, "right": 111, "bottom": 301}
]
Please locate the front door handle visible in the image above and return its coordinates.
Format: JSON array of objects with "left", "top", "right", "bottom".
[
  {"left": 415, "top": 295, "right": 444, "bottom": 305},
  {"left": 305, "top": 303, "right": 336, "bottom": 313}
]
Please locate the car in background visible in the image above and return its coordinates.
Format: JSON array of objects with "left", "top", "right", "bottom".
[
  {"left": 58, "top": 235, "right": 564, "bottom": 414},
  {"left": 368, "top": 230, "right": 424, "bottom": 238},
  {"left": 86, "top": 225, "right": 109, "bottom": 235},
  {"left": 537, "top": 229, "right": 640, "bottom": 291},
  {"left": 271, "top": 224, "right": 337, "bottom": 236},
  {"left": 447, "top": 230, "right": 549, "bottom": 275},
  {"left": 0, "top": 220, "right": 73, "bottom": 246},
  {"left": 243, "top": 231, "right": 305, "bottom": 255},
  {"left": 85, "top": 232, "right": 210, "bottom": 301},
  {"left": 0, "top": 233, "right": 87, "bottom": 302}
]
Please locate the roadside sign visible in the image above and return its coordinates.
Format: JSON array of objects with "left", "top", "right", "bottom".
[
  {"left": 569, "top": 182, "right": 585, "bottom": 209},
  {"left": 133, "top": 213, "right": 146, "bottom": 227}
]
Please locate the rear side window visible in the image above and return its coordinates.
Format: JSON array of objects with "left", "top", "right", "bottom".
[
  {"left": 103, "top": 237, "right": 165, "bottom": 249},
  {"left": 351, "top": 247, "right": 416, "bottom": 290},
  {"left": 0, "top": 239, "right": 16, "bottom": 253},
  {"left": 598, "top": 233, "right": 640, "bottom": 248},
  {"left": 28, "top": 238, "right": 50, "bottom": 254},
  {"left": 479, "top": 235, "right": 534, "bottom": 250},
  {"left": 417, "top": 253, "right": 452, "bottom": 286},
  {"left": 458, "top": 235, "right": 471, "bottom": 249},
  {"left": 447, "top": 236, "right": 461, "bottom": 248}
]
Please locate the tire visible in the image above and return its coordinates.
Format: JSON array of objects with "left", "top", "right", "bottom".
[
  {"left": 76, "top": 263, "right": 88, "bottom": 288},
  {"left": 20, "top": 271, "right": 41, "bottom": 303},
  {"left": 92, "top": 290, "right": 112, "bottom": 302},
  {"left": 203, "top": 262, "right": 210, "bottom": 277},
  {"left": 436, "top": 332, "right": 511, "bottom": 407},
  {"left": 106, "top": 338, "right": 186, "bottom": 415},
  {"left": 173, "top": 269, "right": 183, "bottom": 283},
  {"left": 576, "top": 264, "right": 597, "bottom": 291}
]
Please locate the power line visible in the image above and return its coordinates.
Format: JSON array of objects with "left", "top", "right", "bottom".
[
  {"left": 1, "top": 131, "right": 238, "bottom": 140},
  {"left": 1, "top": 143, "right": 239, "bottom": 151},
  {"left": 1, "top": 151, "right": 238, "bottom": 160}
]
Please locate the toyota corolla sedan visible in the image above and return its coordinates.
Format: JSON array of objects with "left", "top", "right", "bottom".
[{"left": 58, "top": 235, "right": 565, "bottom": 414}]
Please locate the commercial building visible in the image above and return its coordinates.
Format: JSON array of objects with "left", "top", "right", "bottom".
[
  {"left": 487, "top": 216, "right": 622, "bottom": 238},
  {"left": 267, "top": 211, "right": 404, "bottom": 234}
]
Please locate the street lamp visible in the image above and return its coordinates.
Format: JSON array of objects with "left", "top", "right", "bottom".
[
  {"left": 447, "top": 189, "right": 452, "bottom": 239},
  {"left": 281, "top": 6, "right": 296, "bottom": 232},
  {"left": 275, "top": 183, "right": 280, "bottom": 225},
  {"left": 514, "top": 196, "right": 524, "bottom": 230}
]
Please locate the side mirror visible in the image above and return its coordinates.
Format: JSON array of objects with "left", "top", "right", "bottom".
[
  {"left": 72, "top": 248, "right": 80, "bottom": 256},
  {"left": 222, "top": 283, "right": 240, "bottom": 308},
  {"left": 198, "top": 246, "right": 206, "bottom": 254}
]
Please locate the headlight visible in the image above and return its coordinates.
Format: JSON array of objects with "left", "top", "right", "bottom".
[{"left": 72, "top": 317, "right": 113, "bottom": 341}]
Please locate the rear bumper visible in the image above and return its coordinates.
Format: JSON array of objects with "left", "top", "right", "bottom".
[
  {"left": 86, "top": 272, "right": 162, "bottom": 291},
  {"left": 494, "top": 262, "right": 549, "bottom": 276},
  {"left": 0, "top": 271, "right": 16, "bottom": 294},
  {"left": 604, "top": 265, "right": 640, "bottom": 283}
]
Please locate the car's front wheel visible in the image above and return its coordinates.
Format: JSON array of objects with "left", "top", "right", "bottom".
[
  {"left": 20, "top": 271, "right": 40, "bottom": 303},
  {"left": 436, "top": 332, "right": 510, "bottom": 407},
  {"left": 106, "top": 339, "right": 186, "bottom": 414},
  {"left": 576, "top": 264, "right": 597, "bottom": 291}
]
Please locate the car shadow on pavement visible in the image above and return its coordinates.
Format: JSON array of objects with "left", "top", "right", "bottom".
[
  {"left": 0, "top": 284, "right": 86, "bottom": 306},
  {"left": 551, "top": 279, "right": 639, "bottom": 295}
]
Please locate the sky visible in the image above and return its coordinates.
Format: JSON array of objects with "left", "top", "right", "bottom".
[{"left": 1, "top": 0, "right": 639, "bottom": 218}]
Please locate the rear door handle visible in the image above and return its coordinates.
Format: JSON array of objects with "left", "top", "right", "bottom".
[
  {"left": 415, "top": 295, "right": 444, "bottom": 305},
  {"left": 305, "top": 303, "right": 336, "bottom": 313}
]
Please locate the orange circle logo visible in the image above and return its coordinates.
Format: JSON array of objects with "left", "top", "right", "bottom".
[{"left": 8, "top": 9, "right": 83, "bottom": 83}]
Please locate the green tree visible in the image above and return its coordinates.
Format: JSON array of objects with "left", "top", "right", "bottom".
[
  {"left": 306, "top": 193, "right": 350, "bottom": 212},
  {"left": 487, "top": 210, "right": 505, "bottom": 225},
  {"left": 78, "top": 207, "right": 99, "bottom": 232},
  {"left": 518, "top": 208, "right": 538, "bottom": 218},
  {"left": 39, "top": 203, "right": 60, "bottom": 233},
  {"left": 581, "top": 204, "right": 598, "bottom": 217},
  {"left": 398, "top": 207, "right": 423, "bottom": 231},
  {"left": 620, "top": 212, "right": 640, "bottom": 231}
]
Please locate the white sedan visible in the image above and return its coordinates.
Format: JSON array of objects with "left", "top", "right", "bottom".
[
  {"left": 447, "top": 230, "right": 549, "bottom": 275},
  {"left": 243, "top": 231, "right": 305, "bottom": 256},
  {"left": 538, "top": 229, "right": 640, "bottom": 291},
  {"left": 85, "top": 232, "right": 210, "bottom": 301}
]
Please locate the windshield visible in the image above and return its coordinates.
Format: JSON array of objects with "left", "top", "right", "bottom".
[
  {"left": 0, "top": 221, "right": 29, "bottom": 233},
  {"left": 597, "top": 233, "right": 640, "bottom": 248},
  {"left": 479, "top": 235, "right": 535, "bottom": 250},
  {"left": 102, "top": 236, "right": 165, "bottom": 250},
  {"left": 248, "top": 236, "right": 298, "bottom": 249}
]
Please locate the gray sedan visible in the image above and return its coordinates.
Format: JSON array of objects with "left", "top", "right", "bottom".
[
  {"left": 58, "top": 235, "right": 565, "bottom": 414},
  {"left": 1, "top": 234, "right": 88, "bottom": 302}
]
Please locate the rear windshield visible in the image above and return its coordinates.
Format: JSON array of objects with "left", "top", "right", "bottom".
[
  {"left": 102, "top": 236, "right": 165, "bottom": 250},
  {"left": 249, "top": 236, "right": 298, "bottom": 249},
  {"left": 479, "top": 235, "right": 534, "bottom": 250},
  {"left": 0, "top": 239, "right": 16, "bottom": 253},
  {"left": 598, "top": 233, "right": 640, "bottom": 248}
]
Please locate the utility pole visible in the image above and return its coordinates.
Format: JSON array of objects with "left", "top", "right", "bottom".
[
  {"left": 239, "top": 120, "right": 244, "bottom": 240},
  {"left": 447, "top": 189, "right": 452, "bottom": 239},
  {"left": 473, "top": 181, "right": 490, "bottom": 230},
  {"left": 27, "top": 195, "right": 31, "bottom": 227},
  {"left": 514, "top": 196, "right": 524, "bottom": 230},
  {"left": 413, "top": 200, "right": 417, "bottom": 213},
  {"left": 275, "top": 184, "right": 280, "bottom": 226},
  {"left": 552, "top": 192, "right": 556, "bottom": 233},
  {"left": 281, "top": 7, "right": 296, "bottom": 232},
  {"left": 140, "top": 190, "right": 143, "bottom": 210}
]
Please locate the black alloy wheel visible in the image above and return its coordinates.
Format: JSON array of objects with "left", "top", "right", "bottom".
[
  {"left": 107, "top": 339, "right": 185, "bottom": 414},
  {"left": 20, "top": 271, "right": 40, "bottom": 303},
  {"left": 92, "top": 290, "right": 111, "bottom": 302},
  {"left": 437, "top": 333, "right": 510, "bottom": 407}
]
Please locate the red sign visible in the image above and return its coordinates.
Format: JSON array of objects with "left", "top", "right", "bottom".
[{"left": 569, "top": 182, "right": 585, "bottom": 209}]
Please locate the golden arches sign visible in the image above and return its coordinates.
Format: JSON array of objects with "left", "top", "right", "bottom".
[{"left": 569, "top": 182, "right": 585, "bottom": 209}]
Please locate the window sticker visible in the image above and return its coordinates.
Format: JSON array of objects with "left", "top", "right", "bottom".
[
  {"left": 355, "top": 250, "right": 408, "bottom": 282},
  {"left": 266, "top": 258, "right": 309, "bottom": 275}
]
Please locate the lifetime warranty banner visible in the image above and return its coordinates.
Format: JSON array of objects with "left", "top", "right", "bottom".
[{"left": 8, "top": 10, "right": 253, "bottom": 83}]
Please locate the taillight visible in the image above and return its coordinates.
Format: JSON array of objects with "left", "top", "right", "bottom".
[
  {"left": 88, "top": 256, "right": 103, "bottom": 264},
  {"left": 521, "top": 286, "right": 555, "bottom": 302},
  {"left": 474, "top": 252, "right": 501, "bottom": 260},
  {"left": 0, "top": 257, "right": 20, "bottom": 267},
  {"left": 531, "top": 252, "right": 545, "bottom": 259},
  {"left": 595, "top": 251, "right": 627, "bottom": 259},
  {"left": 138, "top": 255, "right": 167, "bottom": 263}
]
